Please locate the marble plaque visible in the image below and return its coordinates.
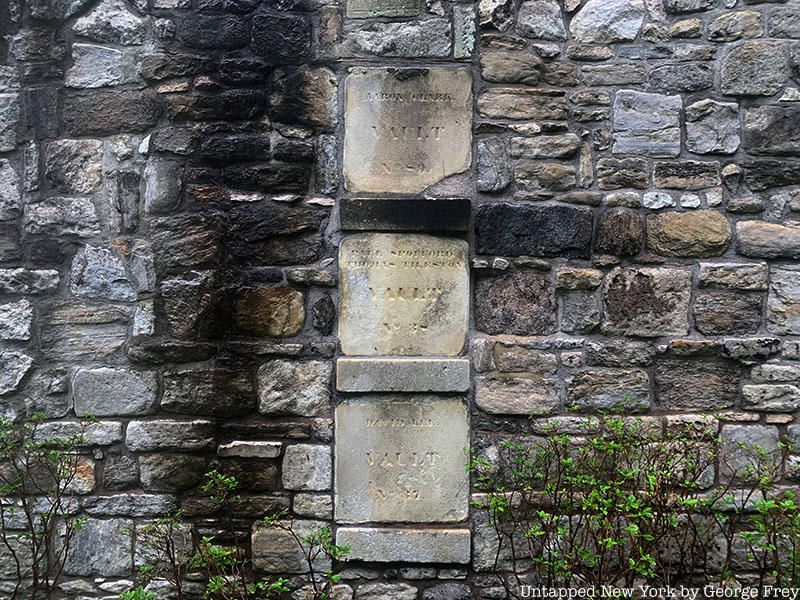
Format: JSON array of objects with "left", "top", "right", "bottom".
[
  {"left": 335, "top": 396, "right": 469, "bottom": 523},
  {"left": 338, "top": 233, "right": 469, "bottom": 356},
  {"left": 343, "top": 67, "right": 472, "bottom": 193},
  {"left": 347, "top": 0, "right": 419, "bottom": 18}
]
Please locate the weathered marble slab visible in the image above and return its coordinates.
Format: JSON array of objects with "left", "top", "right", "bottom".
[
  {"left": 343, "top": 67, "right": 472, "bottom": 193},
  {"left": 338, "top": 233, "right": 469, "bottom": 356},
  {"left": 346, "top": 0, "right": 419, "bottom": 18},
  {"left": 336, "top": 527, "right": 471, "bottom": 564},
  {"left": 334, "top": 396, "right": 469, "bottom": 523},
  {"left": 336, "top": 357, "right": 470, "bottom": 392}
]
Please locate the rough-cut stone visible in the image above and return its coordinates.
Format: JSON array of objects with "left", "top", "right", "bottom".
[
  {"left": 0, "top": 300, "right": 33, "bottom": 341},
  {"left": 0, "top": 160, "right": 21, "bottom": 220},
  {"left": 475, "top": 374, "right": 560, "bottom": 415},
  {"left": 251, "top": 13, "right": 312, "bottom": 60},
  {"left": 480, "top": 51, "right": 542, "bottom": 85},
  {"left": 252, "top": 520, "right": 330, "bottom": 574},
  {"left": 337, "top": 529, "right": 470, "bottom": 564},
  {"left": 73, "top": 0, "right": 146, "bottom": 45},
  {"left": 656, "top": 359, "right": 740, "bottom": 410},
  {"left": 343, "top": 67, "right": 471, "bottom": 193},
  {"left": 516, "top": 0, "right": 566, "bottom": 40},
  {"left": 586, "top": 340, "right": 657, "bottom": 367},
  {"left": 654, "top": 161, "right": 721, "bottom": 189},
  {"left": 70, "top": 245, "right": 135, "bottom": 301},
  {"left": 649, "top": 62, "right": 713, "bottom": 93},
  {"left": 721, "top": 41, "right": 789, "bottom": 96},
  {"left": 511, "top": 134, "right": 581, "bottom": 159},
  {"left": 282, "top": 444, "right": 331, "bottom": 491},
  {"left": 341, "top": 19, "right": 451, "bottom": 58},
  {"left": 769, "top": 8, "right": 800, "bottom": 38},
  {"left": 478, "top": 88, "right": 567, "bottom": 120},
  {"left": 73, "top": 368, "right": 158, "bottom": 417},
  {"left": 271, "top": 66, "right": 337, "bottom": 129},
  {"left": 258, "top": 359, "right": 332, "bottom": 417},
  {"left": 347, "top": 0, "right": 418, "bottom": 18},
  {"left": 178, "top": 15, "right": 248, "bottom": 50},
  {"left": 476, "top": 138, "right": 512, "bottom": 192},
  {"left": 0, "top": 94, "right": 19, "bottom": 152},
  {"left": 567, "top": 368, "right": 651, "bottom": 413},
  {"left": 218, "top": 441, "right": 282, "bottom": 459},
  {"left": 741, "top": 160, "right": 800, "bottom": 191},
  {"left": 743, "top": 106, "right": 800, "bottom": 156},
  {"left": 335, "top": 397, "right": 468, "bottom": 523},
  {"left": 161, "top": 271, "right": 217, "bottom": 339},
  {"left": 560, "top": 291, "right": 600, "bottom": 333},
  {"left": 475, "top": 203, "right": 592, "bottom": 258},
  {"left": 694, "top": 291, "right": 762, "bottom": 335},
  {"left": 597, "top": 158, "right": 649, "bottom": 189},
  {"left": 767, "top": 266, "right": 800, "bottom": 334},
  {"left": 126, "top": 420, "right": 215, "bottom": 452},
  {"left": 162, "top": 369, "right": 255, "bottom": 417},
  {"left": 570, "top": 0, "right": 646, "bottom": 43},
  {"left": 139, "top": 454, "right": 205, "bottom": 492},
  {"left": 720, "top": 425, "right": 781, "bottom": 480},
  {"left": 336, "top": 358, "right": 469, "bottom": 393},
  {"left": 646, "top": 210, "right": 731, "bottom": 257},
  {"left": 475, "top": 271, "right": 556, "bottom": 335},
  {"left": 235, "top": 287, "right": 305, "bottom": 337},
  {"left": 737, "top": 221, "right": 800, "bottom": 258},
  {"left": 45, "top": 139, "right": 103, "bottom": 194},
  {"left": 613, "top": 90, "right": 682, "bottom": 157},
  {"left": 686, "top": 100, "right": 741, "bottom": 155},
  {"left": 66, "top": 44, "right": 126, "bottom": 88},
  {"left": 595, "top": 209, "right": 644, "bottom": 256},
  {"left": 339, "top": 234, "right": 468, "bottom": 356},
  {"left": 602, "top": 268, "right": 692, "bottom": 336},
  {"left": 742, "top": 384, "right": 800, "bottom": 412},
  {"left": 480, "top": 0, "right": 516, "bottom": 30},
  {"left": 143, "top": 157, "right": 183, "bottom": 214},
  {"left": 62, "top": 90, "right": 164, "bottom": 136},
  {"left": 63, "top": 519, "right": 132, "bottom": 577},
  {"left": 422, "top": 583, "right": 471, "bottom": 600},
  {"left": 23, "top": 197, "right": 100, "bottom": 238},
  {"left": 0, "top": 350, "right": 33, "bottom": 395}
]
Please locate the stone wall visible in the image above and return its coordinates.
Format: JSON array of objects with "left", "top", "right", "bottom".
[{"left": 1, "top": 0, "right": 800, "bottom": 595}]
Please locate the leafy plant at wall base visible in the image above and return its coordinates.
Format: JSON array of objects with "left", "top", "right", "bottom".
[{"left": 0, "top": 414, "right": 89, "bottom": 600}]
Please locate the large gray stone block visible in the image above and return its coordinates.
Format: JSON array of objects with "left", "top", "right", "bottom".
[
  {"left": 336, "top": 528, "right": 471, "bottom": 564},
  {"left": 73, "top": 368, "right": 157, "bottom": 417},
  {"left": 336, "top": 358, "right": 470, "bottom": 392}
]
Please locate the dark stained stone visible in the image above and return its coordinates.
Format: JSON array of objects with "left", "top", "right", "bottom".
[
  {"left": 743, "top": 106, "right": 800, "bottom": 156},
  {"left": 475, "top": 271, "right": 556, "bottom": 335},
  {"left": 139, "top": 454, "right": 206, "bottom": 493},
  {"left": 312, "top": 294, "right": 335, "bottom": 336},
  {"left": 653, "top": 161, "right": 721, "bottom": 189},
  {"left": 216, "top": 58, "right": 273, "bottom": 85},
  {"left": 251, "top": 14, "right": 312, "bottom": 62},
  {"left": 166, "top": 91, "right": 267, "bottom": 122},
  {"left": 596, "top": 158, "right": 649, "bottom": 189},
  {"left": 594, "top": 208, "right": 644, "bottom": 256},
  {"left": 694, "top": 291, "right": 762, "bottom": 335},
  {"left": 741, "top": 160, "right": 800, "bottom": 190},
  {"left": 228, "top": 201, "right": 328, "bottom": 266},
  {"left": 139, "top": 53, "right": 215, "bottom": 81},
  {"left": 340, "top": 198, "right": 471, "bottom": 232},
  {"left": 475, "top": 203, "right": 593, "bottom": 258},
  {"left": 62, "top": 90, "right": 164, "bottom": 136},
  {"left": 178, "top": 15, "right": 249, "bottom": 50},
  {"left": 162, "top": 369, "right": 255, "bottom": 417},
  {"left": 270, "top": 66, "right": 337, "bottom": 129},
  {"left": 151, "top": 213, "right": 223, "bottom": 269},
  {"left": 199, "top": 134, "right": 271, "bottom": 164},
  {"left": 655, "top": 359, "right": 741, "bottom": 410},
  {"left": 127, "top": 339, "right": 217, "bottom": 365},
  {"left": 189, "top": 162, "right": 310, "bottom": 193}
]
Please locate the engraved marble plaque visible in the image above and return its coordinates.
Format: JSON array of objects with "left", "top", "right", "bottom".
[
  {"left": 335, "top": 396, "right": 469, "bottom": 523},
  {"left": 338, "top": 233, "right": 469, "bottom": 356},
  {"left": 347, "top": 0, "right": 419, "bottom": 18},
  {"left": 343, "top": 67, "right": 472, "bottom": 194}
]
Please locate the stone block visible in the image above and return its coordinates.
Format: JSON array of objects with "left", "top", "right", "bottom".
[
  {"left": 72, "top": 0, "right": 146, "bottom": 45},
  {"left": 594, "top": 208, "right": 644, "bottom": 256},
  {"left": 0, "top": 94, "right": 20, "bottom": 152},
  {"left": 478, "top": 88, "right": 567, "bottom": 120},
  {"left": 339, "top": 234, "right": 469, "bottom": 356},
  {"left": 162, "top": 369, "right": 255, "bottom": 417},
  {"left": 63, "top": 518, "right": 133, "bottom": 577},
  {"left": 73, "top": 368, "right": 157, "bottom": 417},
  {"left": 337, "top": 528, "right": 471, "bottom": 564},
  {"left": 252, "top": 520, "right": 331, "bottom": 573},
  {"left": 23, "top": 197, "right": 99, "bottom": 238},
  {"left": 339, "top": 198, "right": 471, "bottom": 232},
  {"left": 721, "top": 41, "right": 788, "bottom": 96},
  {"left": 612, "top": 90, "right": 681, "bottom": 157},
  {"left": 744, "top": 106, "right": 800, "bottom": 156},
  {"left": 335, "top": 397, "right": 469, "bottom": 523},
  {"left": 336, "top": 358, "right": 470, "bottom": 392},
  {"left": 126, "top": 419, "right": 215, "bottom": 452},
  {"left": 646, "top": 210, "right": 731, "bottom": 257},
  {"left": 694, "top": 291, "right": 762, "bottom": 335},
  {"left": 0, "top": 299, "right": 33, "bottom": 341},
  {"left": 686, "top": 99, "right": 740, "bottom": 155},
  {"left": 698, "top": 263, "right": 768, "bottom": 290},
  {"left": 343, "top": 67, "right": 471, "bottom": 193},
  {"left": 737, "top": 221, "right": 800, "bottom": 259},
  {"left": 282, "top": 444, "right": 331, "bottom": 491},
  {"left": 0, "top": 350, "right": 33, "bottom": 395},
  {"left": 475, "top": 374, "right": 560, "bottom": 415},
  {"left": 218, "top": 441, "right": 282, "bottom": 459},
  {"left": 570, "top": 0, "right": 645, "bottom": 43},
  {"left": 258, "top": 359, "right": 332, "bottom": 417},
  {"left": 567, "top": 368, "right": 651, "bottom": 413},
  {"left": 767, "top": 266, "right": 800, "bottom": 334},
  {"left": 70, "top": 245, "right": 135, "bottom": 301},
  {"left": 340, "top": 20, "right": 452, "bottom": 59},
  {"left": 474, "top": 271, "right": 556, "bottom": 336},
  {"left": 720, "top": 425, "right": 781, "bottom": 480},
  {"left": 655, "top": 359, "right": 740, "bottom": 411},
  {"left": 742, "top": 384, "right": 800, "bottom": 412},
  {"left": 139, "top": 453, "right": 205, "bottom": 492},
  {"left": 346, "top": 0, "right": 418, "bottom": 18}
]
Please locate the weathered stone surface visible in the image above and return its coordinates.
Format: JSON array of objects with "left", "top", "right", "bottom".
[
  {"left": 517, "top": 0, "right": 566, "bottom": 40},
  {"left": 0, "top": 300, "right": 33, "bottom": 341},
  {"left": 0, "top": 350, "right": 33, "bottom": 395},
  {"left": 336, "top": 358, "right": 470, "bottom": 393},
  {"left": 63, "top": 518, "right": 132, "bottom": 577},
  {"left": 343, "top": 67, "right": 471, "bottom": 193},
  {"left": 339, "top": 198, "right": 471, "bottom": 232},
  {"left": 767, "top": 266, "right": 800, "bottom": 334},
  {"left": 422, "top": 583, "right": 471, "bottom": 600},
  {"left": 743, "top": 106, "right": 800, "bottom": 156},
  {"left": 567, "top": 368, "right": 651, "bottom": 413},
  {"left": 270, "top": 66, "right": 337, "bottom": 129},
  {"left": 721, "top": 41, "right": 789, "bottom": 96},
  {"left": 656, "top": 359, "right": 740, "bottom": 410},
  {"left": 511, "top": 134, "right": 580, "bottom": 159},
  {"left": 480, "top": 50, "right": 542, "bottom": 85},
  {"left": 560, "top": 291, "right": 600, "bottom": 334},
  {"left": 0, "top": 160, "right": 21, "bottom": 220},
  {"left": 741, "top": 160, "right": 800, "bottom": 191},
  {"left": 709, "top": 11, "right": 763, "bottom": 41},
  {"left": 478, "top": 88, "right": 567, "bottom": 120},
  {"left": 45, "top": 139, "right": 102, "bottom": 194},
  {"left": 0, "top": 94, "right": 18, "bottom": 152},
  {"left": 178, "top": 15, "right": 248, "bottom": 50},
  {"left": 475, "top": 203, "right": 592, "bottom": 258},
  {"left": 646, "top": 210, "right": 731, "bottom": 257},
  {"left": 602, "top": 268, "right": 692, "bottom": 336},
  {"left": 595, "top": 208, "right": 644, "bottom": 256},
  {"left": 475, "top": 374, "right": 560, "bottom": 415},
  {"left": 694, "top": 291, "right": 762, "bottom": 335},
  {"left": 126, "top": 419, "right": 215, "bottom": 452},
  {"left": 597, "top": 158, "right": 649, "bottom": 189},
  {"left": 163, "top": 369, "right": 255, "bottom": 417},
  {"left": 338, "top": 529, "right": 470, "bottom": 564},
  {"left": 686, "top": 100, "right": 740, "bottom": 155},
  {"left": 70, "top": 245, "right": 135, "bottom": 302},
  {"left": 252, "top": 520, "right": 330, "bottom": 574},
  {"left": 283, "top": 444, "right": 331, "bottom": 491},
  {"left": 161, "top": 271, "right": 217, "bottom": 340},
  {"left": 235, "top": 287, "right": 305, "bottom": 337},
  {"left": 742, "top": 384, "right": 800, "bottom": 412},
  {"left": 664, "top": 0, "right": 713, "bottom": 13},
  {"left": 769, "top": 8, "right": 800, "bottom": 38},
  {"left": 72, "top": 0, "right": 146, "bottom": 45},
  {"left": 218, "top": 441, "right": 282, "bottom": 459},
  {"left": 24, "top": 197, "right": 100, "bottom": 239},
  {"left": 586, "top": 340, "right": 657, "bottom": 367},
  {"left": 515, "top": 161, "right": 577, "bottom": 192},
  {"left": 258, "top": 359, "right": 332, "bottom": 417},
  {"left": 335, "top": 397, "right": 468, "bottom": 523},
  {"left": 721, "top": 338, "right": 781, "bottom": 364},
  {"left": 139, "top": 453, "right": 205, "bottom": 492},
  {"left": 293, "top": 493, "right": 332, "bottom": 519},
  {"left": 654, "top": 161, "right": 720, "bottom": 189},
  {"left": 475, "top": 271, "right": 556, "bottom": 335},
  {"left": 346, "top": 0, "right": 418, "bottom": 18},
  {"left": 41, "top": 305, "right": 127, "bottom": 361},
  {"left": 143, "top": 157, "right": 183, "bottom": 214},
  {"left": 649, "top": 62, "right": 713, "bottom": 93},
  {"left": 570, "top": 0, "right": 645, "bottom": 43},
  {"left": 720, "top": 425, "right": 781, "bottom": 480},
  {"left": 476, "top": 138, "right": 512, "bottom": 193},
  {"left": 62, "top": 90, "right": 164, "bottom": 136},
  {"left": 66, "top": 44, "right": 126, "bottom": 89},
  {"left": 613, "top": 90, "right": 682, "bottom": 157},
  {"left": 73, "top": 368, "right": 158, "bottom": 417},
  {"left": 480, "top": 0, "right": 516, "bottom": 30},
  {"left": 251, "top": 13, "right": 311, "bottom": 60},
  {"left": 737, "top": 221, "right": 800, "bottom": 258},
  {"left": 341, "top": 19, "right": 451, "bottom": 58},
  {"left": 339, "top": 234, "right": 468, "bottom": 356}
]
